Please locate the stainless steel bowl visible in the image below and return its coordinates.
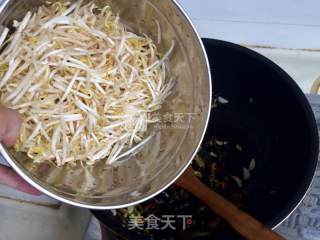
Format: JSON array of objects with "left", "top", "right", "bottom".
[{"left": 0, "top": 0, "right": 211, "bottom": 209}]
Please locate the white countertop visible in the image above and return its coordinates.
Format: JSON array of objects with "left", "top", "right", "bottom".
[{"left": 178, "top": 0, "right": 320, "bottom": 49}]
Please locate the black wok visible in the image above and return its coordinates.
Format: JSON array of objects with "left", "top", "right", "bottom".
[{"left": 92, "top": 39, "right": 319, "bottom": 239}]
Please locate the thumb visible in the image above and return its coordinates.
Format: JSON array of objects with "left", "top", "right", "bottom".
[
  {"left": 0, "top": 108, "right": 42, "bottom": 195},
  {"left": 0, "top": 107, "right": 22, "bottom": 146}
]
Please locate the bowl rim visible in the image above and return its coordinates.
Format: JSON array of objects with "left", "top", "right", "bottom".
[{"left": 0, "top": 0, "right": 212, "bottom": 209}]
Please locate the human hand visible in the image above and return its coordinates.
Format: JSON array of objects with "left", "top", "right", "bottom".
[{"left": 0, "top": 108, "right": 41, "bottom": 195}]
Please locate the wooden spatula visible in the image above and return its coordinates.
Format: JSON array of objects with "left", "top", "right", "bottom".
[{"left": 175, "top": 166, "right": 285, "bottom": 240}]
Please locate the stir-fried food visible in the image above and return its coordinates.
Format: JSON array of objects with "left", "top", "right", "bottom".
[
  {"left": 0, "top": 1, "right": 174, "bottom": 166},
  {"left": 116, "top": 134, "right": 255, "bottom": 239}
]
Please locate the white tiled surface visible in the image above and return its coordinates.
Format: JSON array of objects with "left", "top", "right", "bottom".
[
  {"left": 251, "top": 47, "right": 320, "bottom": 94},
  {"left": 178, "top": 0, "right": 320, "bottom": 49}
]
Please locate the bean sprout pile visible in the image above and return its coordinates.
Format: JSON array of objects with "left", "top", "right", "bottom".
[{"left": 0, "top": 0, "right": 174, "bottom": 166}]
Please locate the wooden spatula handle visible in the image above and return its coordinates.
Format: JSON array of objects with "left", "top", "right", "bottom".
[{"left": 175, "top": 167, "right": 284, "bottom": 240}]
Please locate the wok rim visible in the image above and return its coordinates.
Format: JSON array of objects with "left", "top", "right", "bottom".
[{"left": 91, "top": 39, "right": 319, "bottom": 237}]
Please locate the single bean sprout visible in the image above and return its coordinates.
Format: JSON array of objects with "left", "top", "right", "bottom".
[{"left": 0, "top": 0, "right": 174, "bottom": 166}]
